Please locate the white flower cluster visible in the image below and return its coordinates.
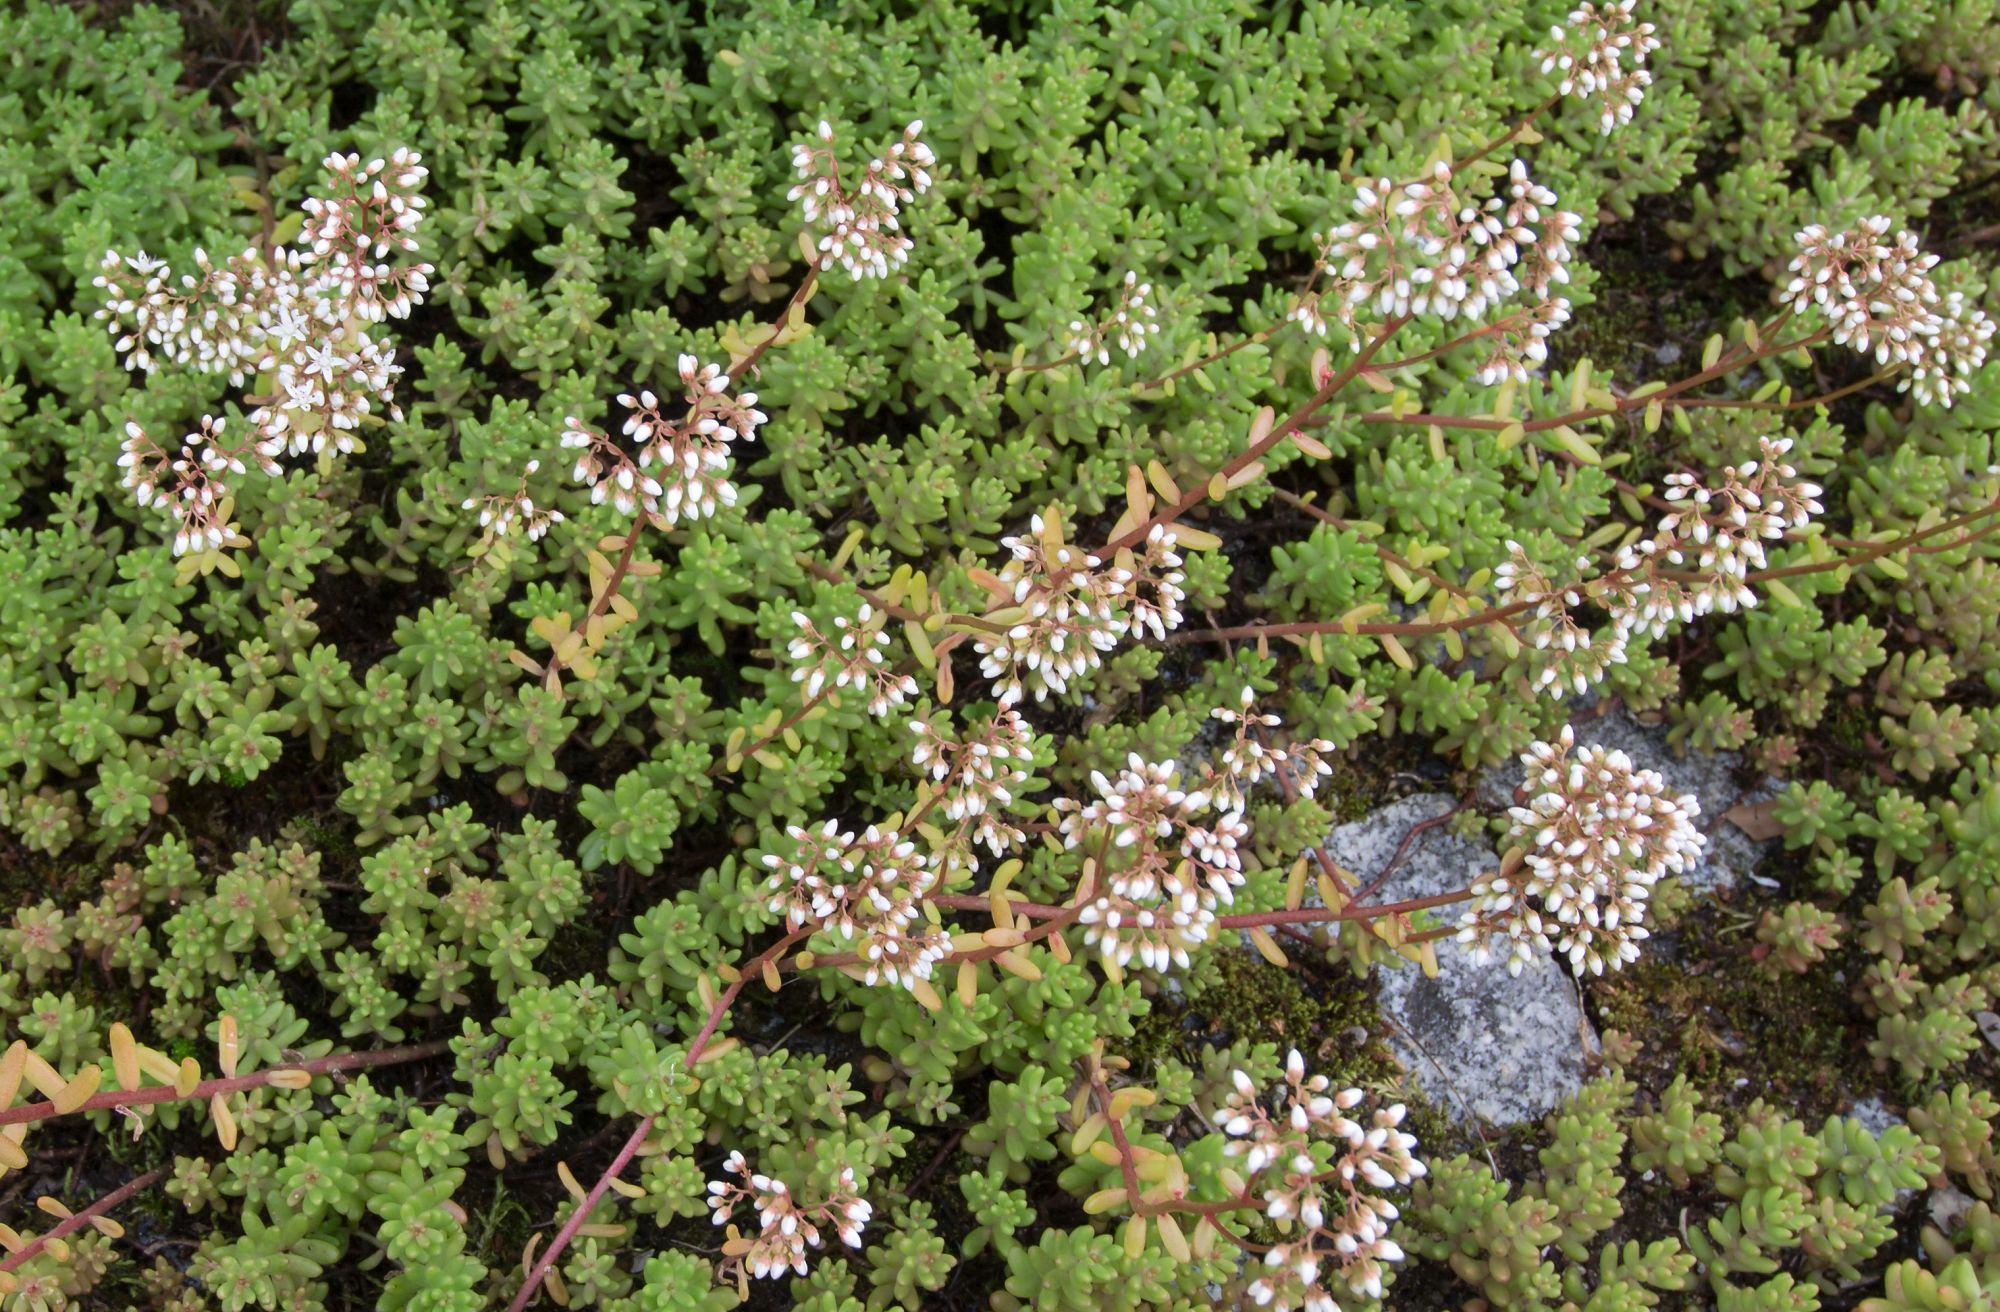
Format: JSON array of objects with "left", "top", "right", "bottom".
[
  {"left": 789, "top": 119, "right": 936, "bottom": 280},
  {"left": 117, "top": 416, "right": 272, "bottom": 557},
  {"left": 460, "top": 459, "right": 565, "bottom": 543},
  {"left": 1220, "top": 1050, "right": 1424, "bottom": 1312},
  {"left": 1621, "top": 435, "right": 1826, "bottom": 619},
  {"left": 760, "top": 820, "right": 950, "bottom": 990},
  {"left": 1207, "top": 687, "right": 1336, "bottom": 812},
  {"left": 972, "top": 515, "right": 1185, "bottom": 705},
  {"left": 707, "top": 1151, "right": 870, "bottom": 1281},
  {"left": 1459, "top": 726, "right": 1705, "bottom": 976},
  {"left": 909, "top": 708, "right": 1036, "bottom": 859},
  {"left": 1534, "top": 0, "right": 1661, "bottom": 134},
  {"left": 1493, "top": 541, "right": 1627, "bottom": 697},
  {"left": 558, "top": 355, "right": 766, "bottom": 524},
  {"left": 1059, "top": 755, "right": 1248, "bottom": 972},
  {"left": 1065, "top": 271, "right": 1160, "bottom": 367},
  {"left": 1500, "top": 437, "right": 1824, "bottom": 698},
  {"left": 1786, "top": 217, "right": 1995, "bottom": 409},
  {"left": 787, "top": 602, "right": 921, "bottom": 718},
  {"left": 99, "top": 150, "right": 432, "bottom": 555},
  {"left": 1289, "top": 159, "right": 1580, "bottom": 384}
]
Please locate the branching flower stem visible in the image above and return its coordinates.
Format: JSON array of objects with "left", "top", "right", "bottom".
[
  {"left": 1101, "top": 316, "right": 1412, "bottom": 558},
  {"left": 926, "top": 886, "right": 1472, "bottom": 930},
  {"left": 1172, "top": 497, "right": 2000, "bottom": 646},
  {"left": 538, "top": 269, "right": 820, "bottom": 694},
  {"left": 506, "top": 929, "right": 809, "bottom": 1312},
  {"left": 1351, "top": 320, "right": 1826, "bottom": 437}
]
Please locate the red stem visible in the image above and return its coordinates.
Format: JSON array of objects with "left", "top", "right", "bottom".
[
  {"left": 506, "top": 930, "right": 806, "bottom": 1312},
  {"left": 0, "top": 1168, "right": 165, "bottom": 1274},
  {"left": 1097, "top": 316, "right": 1411, "bottom": 557},
  {"left": 0, "top": 1040, "right": 449, "bottom": 1129}
]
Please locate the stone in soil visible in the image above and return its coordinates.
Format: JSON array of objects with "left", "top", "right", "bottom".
[{"left": 1326, "top": 792, "right": 1596, "bottom": 1127}]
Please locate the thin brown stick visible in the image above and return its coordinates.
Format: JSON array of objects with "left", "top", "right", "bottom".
[
  {"left": 1672, "top": 368, "right": 1896, "bottom": 412},
  {"left": 926, "top": 888, "right": 1470, "bottom": 929},
  {"left": 1347, "top": 802, "right": 1466, "bottom": 904},
  {"left": 508, "top": 1115, "right": 654, "bottom": 1312},
  {"left": 1448, "top": 95, "right": 1561, "bottom": 175},
  {"left": 1169, "top": 499, "right": 2000, "bottom": 646},
  {"left": 1139, "top": 325, "right": 1280, "bottom": 391},
  {"left": 733, "top": 269, "right": 820, "bottom": 380},
  {"left": 1348, "top": 323, "right": 1828, "bottom": 438}
]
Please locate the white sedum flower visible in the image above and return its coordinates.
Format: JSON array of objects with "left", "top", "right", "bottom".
[
  {"left": 1059, "top": 754, "right": 1247, "bottom": 973},
  {"left": 972, "top": 513, "right": 1184, "bottom": 705},
  {"left": 1535, "top": 0, "right": 1662, "bottom": 134},
  {"left": 99, "top": 149, "right": 433, "bottom": 557},
  {"left": 1207, "top": 687, "right": 1337, "bottom": 812},
  {"left": 558, "top": 355, "right": 766, "bottom": 525},
  {"left": 1459, "top": 726, "right": 1704, "bottom": 976},
  {"left": 707, "top": 1151, "right": 871, "bottom": 1282},
  {"left": 1786, "top": 218, "right": 1994, "bottom": 409},
  {"left": 1221, "top": 1050, "right": 1424, "bottom": 1312},
  {"left": 759, "top": 820, "right": 949, "bottom": 991},
  {"left": 1066, "top": 270, "right": 1160, "bottom": 367},
  {"left": 788, "top": 120, "right": 936, "bottom": 281},
  {"left": 1499, "top": 437, "right": 1824, "bottom": 699},
  {"left": 461, "top": 459, "right": 565, "bottom": 543},
  {"left": 787, "top": 602, "right": 920, "bottom": 718},
  {"left": 909, "top": 708, "right": 1037, "bottom": 858},
  {"left": 1290, "top": 158, "right": 1580, "bottom": 383}
]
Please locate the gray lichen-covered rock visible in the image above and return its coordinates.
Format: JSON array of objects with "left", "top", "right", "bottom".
[
  {"left": 1475, "top": 706, "right": 1774, "bottom": 892},
  {"left": 1327, "top": 793, "right": 1596, "bottom": 1127}
]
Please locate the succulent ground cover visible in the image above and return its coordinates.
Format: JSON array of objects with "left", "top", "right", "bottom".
[{"left": 1, "top": 1, "right": 1999, "bottom": 1310}]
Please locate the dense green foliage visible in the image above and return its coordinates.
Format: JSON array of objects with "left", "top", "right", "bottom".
[{"left": 1, "top": 0, "right": 1999, "bottom": 1309}]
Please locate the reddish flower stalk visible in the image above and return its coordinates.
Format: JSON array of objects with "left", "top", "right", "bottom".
[{"left": 0, "top": 1168, "right": 165, "bottom": 1277}]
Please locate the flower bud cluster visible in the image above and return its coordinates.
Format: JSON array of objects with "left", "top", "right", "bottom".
[
  {"left": 1060, "top": 755, "right": 1248, "bottom": 972},
  {"left": 707, "top": 1151, "right": 870, "bottom": 1281},
  {"left": 1066, "top": 271, "right": 1160, "bottom": 367},
  {"left": 972, "top": 515, "right": 1185, "bottom": 705},
  {"left": 1220, "top": 1050, "right": 1424, "bottom": 1312},
  {"left": 97, "top": 149, "right": 432, "bottom": 555},
  {"left": 1615, "top": 435, "right": 1825, "bottom": 626},
  {"left": 558, "top": 355, "right": 766, "bottom": 524},
  {"left": 760, "top": 820, "right": 949, "bottom": 990},
  {"left": 1500, "top": 437, "right": 1824, "bottom": 698},
  {"left": 1207, "top": 687, "right": 1336, "bottom": 812},
  {"left": 1493, "top": 541, "right": 1630, "bottom": 697},
  {"left": 460, "top": 460, "right": 565, "bottom": 542},
  {"left": 1289, "top": 159, "right": 1580, "bottom": 385},
  {"left": 1125, "top": 523, "right": 1189, "bottom": 642},
  {"left": 787, "top": 603, "right": 920, "bottom": 718},
  {"left": 1459, "top": 726, "right": 1704, "bottom": 976},
  {"left": 1786, "top": 218, "right": 1994, "bottom": 409},
  {"left": 118, "top": 416, "right": 274, "bottom": 557},
  {"left": 97, "top": 150, "right": 430, "bottom": 380},
  {"left": 1535, "top": 0, "right": 1661, "bottom": 133},
  {"left": 909, "top": 708, "right": 1036, "bottom": 858},
  {"left": 789, "top": 119, "right": 935, "bottom": 280}
]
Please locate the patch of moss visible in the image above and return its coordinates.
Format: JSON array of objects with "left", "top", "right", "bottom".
[
  {"left": 1552, "top": 239, "right": 1754, "bottom": 390},
  {"left": 1123, "top": 945, "right": 1453, "bottom": 1146},
  {"left": 1326, "top": 751, "right": 1390, "bottom": 824},
  {"left": 463, "top": 1175, "right": 539, "bottom": 1279},
  {"left": 1589, "top": 905, "right": 1869, "bottom": 1123}
]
